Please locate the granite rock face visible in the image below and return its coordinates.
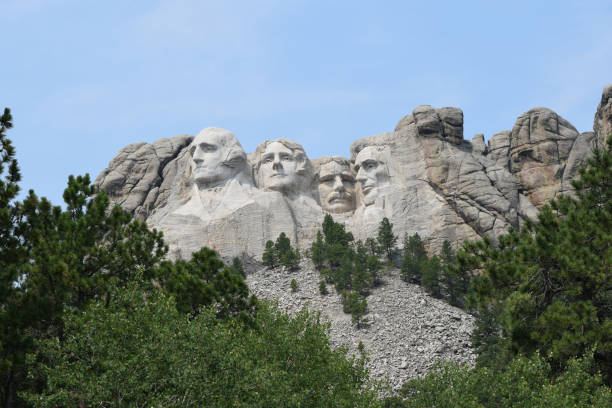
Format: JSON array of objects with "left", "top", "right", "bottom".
[
  {"left": 508, "top": 108, "right": 580, "bottom": 208},
  {"left": 594, "top": 84, "right": 612, "bottom": 149},
  {"left": 95, "top": 85, "right": 610, "bottom": 263}
]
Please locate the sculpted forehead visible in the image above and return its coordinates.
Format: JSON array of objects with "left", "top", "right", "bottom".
[
  {"left": 263, "top": 141, "right": 292, "bottom": 157},
  {"left": 191, "top": 128, "right": 238, "bottom": 150},
  {"left": 355, "top": 146, "right": 383, "bottom": 166},
  {"left": 320, "top": 161, "right": 353, "bottom": 179}
]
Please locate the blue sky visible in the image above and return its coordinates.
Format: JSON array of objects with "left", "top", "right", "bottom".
[{"left": 2, "top": 0, "right": 611, "bottom": 205}]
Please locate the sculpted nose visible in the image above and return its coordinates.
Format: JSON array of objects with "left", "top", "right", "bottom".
[
  {"left": 333, "top": 176, "right": 345, "bottom": 191},
  {"left": 356, "top": 167, "right": 366, "bottom": 183},
  {"left": 272, "top": 155, "right": 282, "bottom": 170},
  {"left": 193, "top": 149, "right": 204, "bottom": 164}
]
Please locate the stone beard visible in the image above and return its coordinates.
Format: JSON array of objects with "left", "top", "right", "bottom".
[
  {"left": 354, "top": 146, "right": 391, "bottom": 206},
  {"left": 189, "top": 127, "right": 247, "bottom": 189},
  {"left": 318, "top": 158, "right": 356, "bottom": 214}
]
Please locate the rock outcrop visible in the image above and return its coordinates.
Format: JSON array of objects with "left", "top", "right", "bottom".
[
  {"left": 95, "top": 85, "right": 610, "bottom": 263},
  {"left": 594, "top": 84, "right": 612, "bottom": 149}
]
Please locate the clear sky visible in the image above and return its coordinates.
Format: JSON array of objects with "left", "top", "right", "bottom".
[{"left": 2, "top": 0, "right": 611, "bottom": 205}]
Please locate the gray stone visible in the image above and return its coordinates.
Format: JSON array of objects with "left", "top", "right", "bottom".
[
  {"left": 95, "top": 89, "right": 605, "bottom": 264},
  {"left": 246, "top": 259, "right": 475, "bottom": 390},
  {"left": 471, "top": 133, "right": 486, "bottom": 154},
  {"left": 594, "top": 84, "right": 612, "bottom": 150},
  {"left": 509, "top": 107, "right": 579, "bottom": 208}
]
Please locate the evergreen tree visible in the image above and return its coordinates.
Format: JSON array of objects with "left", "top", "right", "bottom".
[
  {"left": 376, "top": 217, "right": 397, "bottom": 261},
  {"left": 335, "top": 252, "right": 354, "bottom": 291},
  {"left": 24, "top": 287, "right": 379, "bottom": 407},
  {"left": 262, "top": 240, "right": 278, "bottom": 268},
  {"left": 322, "top": 214, "right": 353, "bottom": 248},
  {"left": 401, "top": 233, "right": 427, "bottom": 283},
  {"left": 310, "top": 230, "right": 325, "bottom": 269},
  {"left": 342, "top": 291, "right": 368, "bottom": 328},
  {"left": 229, "top": 256, "right": 246, "bottom": 278},
  {"left": 421, "top": 256, "right": 442, "bottom": 298},
  {"left": 280, "top": 247, "right": 300, "bottom": 270},
  {"left": 319, "top": 280, "right": 328, "bottom": 295},
  {"left": 274, "top": 232, "right": 291, "bottom": 257},
  {"left": 462, "top": 137, "right": 612, "bottom": 383},
  {"left": 439, "top": 240, "right": 468, "bottom": 306},
  {"left": 364, "top": 237, "right": 382, "bottom": 257},
  {"left": 367, "top": 255, "right": 383, "bottom": 286},
  {"left": 156, "top": 247, "right": 257, "bottom": 319}
]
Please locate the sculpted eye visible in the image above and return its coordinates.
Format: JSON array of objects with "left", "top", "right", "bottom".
[
  {"left": 364, "top": 161, "right": 377, "bottom": 170},
  {"left": 201, "top": 144, "right": 217, "bottom": 152},
  {"left": 263, "top": 156, "right": 274, "bottom": 164},
  {"left": 281, "top": 154, "right": 293, "bottom": 161}
]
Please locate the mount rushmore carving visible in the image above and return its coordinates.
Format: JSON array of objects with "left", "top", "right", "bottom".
[{"left": 94, "top": 85, "right": 612, "bottom": 263}]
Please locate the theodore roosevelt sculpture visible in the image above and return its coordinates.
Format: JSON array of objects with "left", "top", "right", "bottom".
[{"left": 317, "top": 156, "right": 356, "bottom": 214}]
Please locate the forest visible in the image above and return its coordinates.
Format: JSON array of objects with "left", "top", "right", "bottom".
[{"left": 1, "top": 107, "right": 610, "bottom": 407}]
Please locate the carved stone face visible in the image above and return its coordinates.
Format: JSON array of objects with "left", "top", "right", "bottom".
[
  {"left": 318, "top": 160, "right": 356, "bottom": 213},
  {"left": 189, "top": 128, "right": 245, "bottom": 189},
  {"left": 355, "top": 146, "right": 390, "bottom": 206},
  {"left": 259, "top": 141, "right": 299, "bottom": 192}
]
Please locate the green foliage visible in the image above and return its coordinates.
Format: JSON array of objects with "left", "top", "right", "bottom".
[
  {"left": 290, "top": 279, "right": 298, "bottom": 292},
  {"left": 365, "top": 237, "right": 382, "bottom": 257},
  {"left": 322, "top": 214, "right": 354, "bottom": 248},
  {"left": 342, "top": 291, "right": 368, "bottom": 328},
  {"left": 400, "top": 233, "right": 427, "bottom": 283},
  {"left": 24, "top": 284, "right": 380, "bottom": 407},
  {"left": 394, "top": 352, "right": 611, "bottom": 408},
  {"left": 421, "top": 256, "right": 442, "bottom": 298},
  {"left": 440, "top": 240, "right": 469, "bottom": 308},
  {"left": 319, "top": 280, "right": 328, "bottom": 295},
  {"left": 459, "top": 138, "right": 612, "bottom": 382},
  {"left": 311, "top": 230, "right": 325, "bottom": 269},
  {"left": 281, "top": 247, "right": 300, "bottom": 270},
  {"left": 1, "top": 175, "right": 168, "bottom": 406},
  {"left": 263, "top": 233, "right": 301, "bottom": 270},
  {"left": 274, "top": 231, "right": 291, "bottom": 256},
  {"left": 229, "top": 256, "right": 246, "bottom": 278},
  {"left": 470, "top": 304, "right": 511, "bottom": 369},
  {"left": 376, "top": 217, "right": 397, "bottom": 261},
  {"left": 262, "top": 239, "right": 278, "bottom": 268},
  {"left": 155, "top": 248, "right": 257, "bottom": 319},
  {"left": 310, "top": 216, "right": 382, "bottom": 326}
]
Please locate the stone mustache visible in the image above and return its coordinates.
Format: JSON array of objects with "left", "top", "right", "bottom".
[{"left": 95, "top": 86, "right": 611, "bottom": 262}]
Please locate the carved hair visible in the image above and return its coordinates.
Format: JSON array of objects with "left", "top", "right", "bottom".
[{"left": 252, "top": 138, "right": 312, "bottom": 191}]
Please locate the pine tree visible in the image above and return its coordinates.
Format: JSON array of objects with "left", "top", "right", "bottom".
[
  {"left": 421, "top": 255, "right": 442, "bottom": 298},
  {"left": 310, "top": 230, "right": 325, "bottom": 269},
  {"left": 335, "top": 252, "right": 354, "bottom": 291},
  {"left": 281, "top": 247, "right": 300, "bottom": 270},
  {"left": 262, "top": 240, "right": 278, "bottom": 268},
  {"left": 439, "top": 240, "right": 468, "bottom": 306},
  {"left": 230, "top": 256, "right": 246, "bottom": 277},
  {"left": 274, "top": 232, "right": 291, "bottom": 257},
  {"left": 376, "top": 217, "right": 397, "bottom": 261},
  {"left": 463, "top": 137, "right": 612, "bottom": 383},
  {"left": 401, "top": 232, "right": 427, "bottom": 283},
  {"left": 364, "top": 237, "right": 382, "bottom": 257}
]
